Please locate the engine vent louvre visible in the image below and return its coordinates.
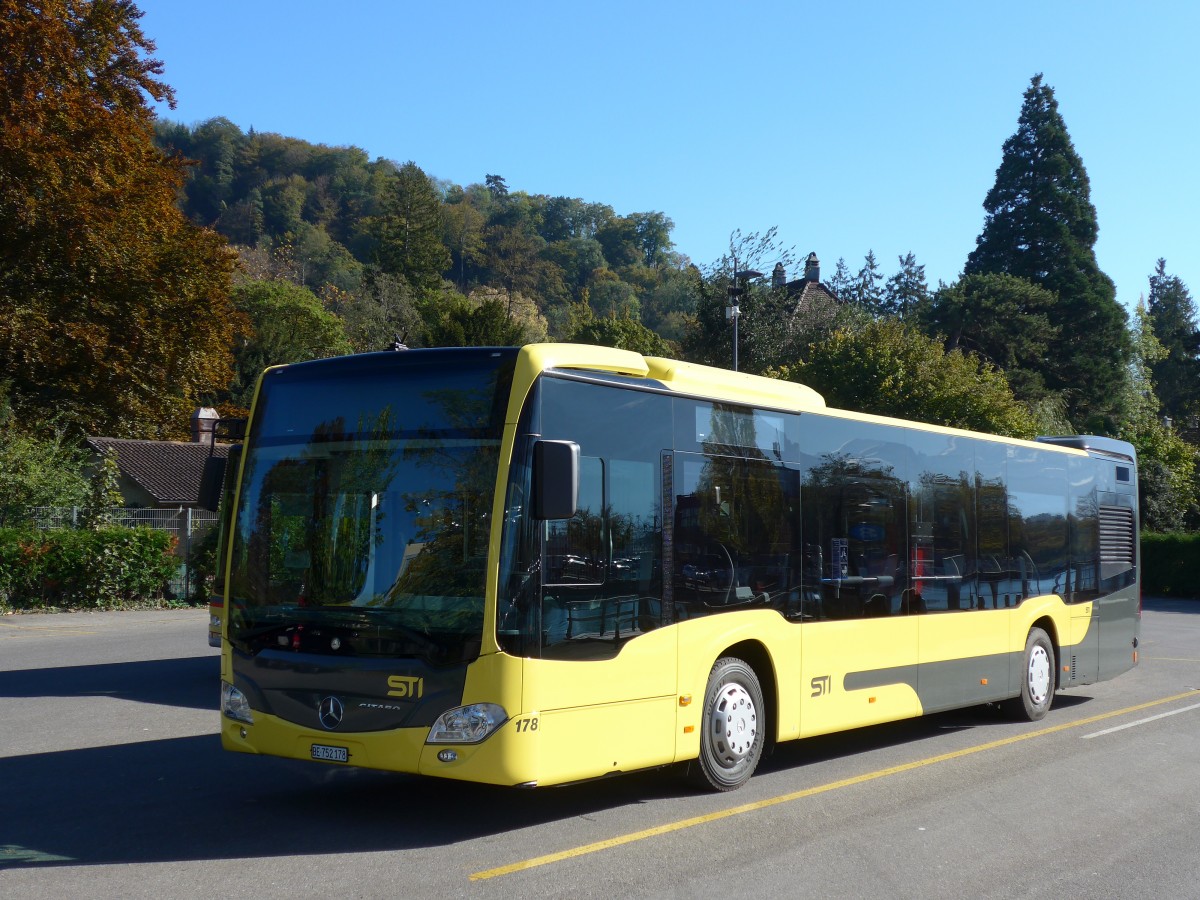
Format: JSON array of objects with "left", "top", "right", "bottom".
[{"left": 1099, "top": 505, "right": 1135, "bottom": 566}]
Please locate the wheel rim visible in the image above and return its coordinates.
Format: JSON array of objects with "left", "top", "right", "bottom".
[
  {"left": 1027, "top": 644, "right": 1051, "bottom": 706},
  {"left": 711, "top": 682, "right": 757, "bottom": 766}
]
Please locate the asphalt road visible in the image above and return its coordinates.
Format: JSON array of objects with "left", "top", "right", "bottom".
[{"left": 2, "top": 600, "right": 1198, "bottom": 899}]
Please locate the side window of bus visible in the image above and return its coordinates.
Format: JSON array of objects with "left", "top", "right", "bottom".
[
  {"left": 799, "top": 417, "right": 908, "bottom": 620},
  {"left": 1007, "top": 447, "right": 1068, "bottom": 603},
  {"left": 537, "top": 376, "right": 670, "bottom": 658},
  {"left": 673, "top": 453, "right": 800, "bottom": 619},
  {"left": 1067, "top": 456, "right": 1100, "bottom": 603},
  {"left": 908, "top": 432, "right": 974, "bottom": 613}
]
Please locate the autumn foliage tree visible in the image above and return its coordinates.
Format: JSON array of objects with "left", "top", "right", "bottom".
[{"left": 0, "top": 0, "right": 241, "bottom": 439}]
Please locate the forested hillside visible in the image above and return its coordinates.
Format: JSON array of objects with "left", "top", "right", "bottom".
[{"left": 155, "top": 118, "right": 698, "bottom": 350}]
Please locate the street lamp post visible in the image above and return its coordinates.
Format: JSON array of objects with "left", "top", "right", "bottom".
[{"left": 725, "top": 266, "right": 762, "bottom": 372}]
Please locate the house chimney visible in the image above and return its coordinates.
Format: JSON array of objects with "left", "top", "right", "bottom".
[
  {"left": 804, "top": 252, "right": 820, "bottom": 282},
  {"left": 191, "top": 407, "right": 219, "bottom": 443},
  {"left": 771, "top": 262, "right": 787, "bottom": 288}
]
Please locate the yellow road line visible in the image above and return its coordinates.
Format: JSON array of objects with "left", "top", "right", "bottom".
[
  {"left": 0, "top": 627, "right": 97, "bottom": 637},
  {"left": 470, "top": 689, "right": 1200, "bottom": 881}
]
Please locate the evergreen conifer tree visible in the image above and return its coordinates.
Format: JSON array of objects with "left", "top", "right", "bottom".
[
  {"left": 851, "top": 250, "right": 885, "bottom": 315},
  {"left": 371, "top": 162, "right": 451, "bottom": 297},
  {"left": 1147, "top": 259, "right": 1200, "bottom": 427},
  {"left": 965, "top": 74, "right": 1129, "bottom": 428},
  {"left": 883, "top": 252, "right": 929, "bottom": 318},
  {"left": 827, "top": 257, "right": 853, "bottom": 302}
]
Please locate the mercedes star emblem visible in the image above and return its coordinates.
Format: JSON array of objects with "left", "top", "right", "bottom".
[{"left": 318, "top": 695, "right": 344, "bottom": 730}]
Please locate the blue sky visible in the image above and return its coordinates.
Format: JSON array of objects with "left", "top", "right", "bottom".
[{"left": 140, "top": 1, "right": 1199, "bottom": 314}]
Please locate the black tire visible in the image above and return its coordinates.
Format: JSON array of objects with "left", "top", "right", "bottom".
[
  {"left": 1002, "top": 627, "right": 1055, "bottom": 721},
  {"left": 689, "top": 657, "right": 765, "bottom": 791}
]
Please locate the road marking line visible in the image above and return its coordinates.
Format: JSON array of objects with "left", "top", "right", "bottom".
[
  {"left": 470, "top": 689, "right": 1200, "bottom": 881},
  {"left": 1144, "top": 657, "right": 1200, "bottom": 663},
  {"left": 0, "top": 628, "right": 98, "bottom": 638},
  {"left": 1082, "top": 701, "right": 1200, "bottom": 739}
]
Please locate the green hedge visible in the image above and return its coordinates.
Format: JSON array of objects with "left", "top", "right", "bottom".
[
  {"left": 0, "top": 526, "right": 177, "bottom": 611},
  {"left": 1142, "top": 532, "right": 1200, "bottom": 598}
]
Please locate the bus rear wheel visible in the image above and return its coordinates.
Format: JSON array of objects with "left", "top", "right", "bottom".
[
  {"left": 1002, "top": 627, "right": 1055, "bottom": 721},
  {"left": 690, "top": 657, "right": 764, "bottom": 791}
]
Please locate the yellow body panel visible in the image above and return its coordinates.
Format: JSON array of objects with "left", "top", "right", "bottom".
[
  {"left": 800, "top": 618, "right": 921, "bottom": 737},
  {"left": 672, "top": 611, "right": 802, "bottom": 758}
]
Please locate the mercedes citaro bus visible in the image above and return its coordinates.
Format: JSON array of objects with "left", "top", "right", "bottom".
[{"left": 211, "top": 343, "right": 1140, "bottom": 791}]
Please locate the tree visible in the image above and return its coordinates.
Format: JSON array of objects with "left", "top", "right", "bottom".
[
  {"left": 918, "top": 272, "right": 1059, "bottom": 404},
  {"left": 542, "top": 237, "right": 606, "bottom": 299},
  {"left": 483, "top": 223, "right": 552, "bottom": 311},
  {"left": 641, "top": 264, "right": 703, "bottom": 342},
  {"left": 682, "top": 227, "right": 800, "bottom": 371},
  {"left": 80, "top": 446, "right": 124, "bottom": 529},
  {"left": 1117, "top": 299, "right": 1197, "bottom": 531},
  {"left": 0, "top": 395, "right": 90, "bottom": 525},
  {"left": 965, "top": 74, "right": 1129, "bottom": 429},
  {"left": 0, "top": 0, "right": 242, "bottom": 438},
  {"left": 771, "top": 319, "right": 1037, "bottom": 437},
  {"left": 565, "top": 307, "right": 674, "bottom": 357},
  {"left": 827, "top": 257, "right": 853, "bottom": 302},
  {"left": 847, "top": 251, "right": 885, "bottom": 314},
  {"left": 441, "top": 187, "right": 487, "bottom": 289},
  {"left": 485, "top": 174, "right": 508, "bottom": 200},
  {"left": 370, "top": 161, "right": 450, "bottom": 296},
  {"left": 539, "top": 196, "right": 613, "bottom": 242},
  {"left": 1147, "top": 259, "right": 1200, "bottom": 427},
  {"left": 587, "top": 269, "right": 640, "bottom": 318},
  {"left": 882, "top": 252, "right": 929, "bottom": 319},
  {"left": 595, "top": 215, "right": 642, "bottom": 270},
  {"left": 228, "top": 280, "right": 353, "bottom": 408},
  {"left": 629, "top": 211, "right": 674, "bottom": 268},
  {"left": 425, "top": 295, "right": 530, "bottom": 348},
  {"left": 326, "top": 271, "right": 423, "bottom": 353}
]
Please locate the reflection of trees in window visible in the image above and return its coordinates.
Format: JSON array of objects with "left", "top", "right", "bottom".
[
  {"left": 694, "top": 407, "right": 791, "bottom": 559},
  {"left": 239, "top": 408, "right": 402, "bottom": 606},
  {"left": 1069, "top": 489, "right": 1099, "bottom": 598},
  {"left": 388, "top": 388, "right": 498, "bottom": 605},
  {"left": 912, "top": 470, "right": 972, "bottom": 610},
  {"left": 309, "top": 410, "right": 400, "bottom": 604},
  {"left": 976, "top": 475, "right": 1008, "bottom": 562},
  {"left": 802, "top": 452, "right": 907, "bottom": 618},
  {"left": 678, "top": 444, "right": 799, "bottom": 616}
]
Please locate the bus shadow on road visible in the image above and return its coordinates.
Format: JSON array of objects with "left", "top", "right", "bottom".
[
  {"left": 0, "top": 689, "right": 1104, "bottom": 872},
  {"left": 0, "top": 655, "right": 219, "bottom": 711},
  {"left": 758, "top": 692, "right": 1096, "bottom": 776},
  {"left": 0, "top": 729, "right": 689, "bottom": 871}
]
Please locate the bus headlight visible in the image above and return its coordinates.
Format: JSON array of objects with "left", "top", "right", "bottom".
[
  {"left": 221, "top": 681, "right": 255, "bottom": 725},
  {"left": 426, "top": 703, "right": 507, "bottom": 744}
]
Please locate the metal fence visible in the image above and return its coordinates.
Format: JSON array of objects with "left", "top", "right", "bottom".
[{"left": 27, "top": 506, "right": 220, "bottom": 598}]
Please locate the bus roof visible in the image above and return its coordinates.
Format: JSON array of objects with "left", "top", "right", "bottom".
[{"left": 514, "top": 344, "right": 1104, "bottom": 457}]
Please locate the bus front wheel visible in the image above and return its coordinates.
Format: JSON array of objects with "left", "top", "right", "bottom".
[
  {"left": 1003, "top": 627, "right": 1055, "bottom": 721},
  {"left": 690, "top": 657, "right": 765, "bottom": 791}
]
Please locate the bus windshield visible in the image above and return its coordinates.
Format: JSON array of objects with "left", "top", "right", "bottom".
[{"left": 226, "top": 350, "right": 516, "bottom": 663}]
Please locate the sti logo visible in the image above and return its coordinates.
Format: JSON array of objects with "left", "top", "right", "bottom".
[{"left": 387, "top": 675, "right": 424, "bottom": 700}]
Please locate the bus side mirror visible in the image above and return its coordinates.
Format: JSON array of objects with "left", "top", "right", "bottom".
[
  {"left": 532, "top": 440, "right": 579, "bottom": 520},
  {"left": 198, "top": 456, "right": 226, "bottom": 512},
  {"left": 198, "top": 445, "right": 242, "bottom": 513}
]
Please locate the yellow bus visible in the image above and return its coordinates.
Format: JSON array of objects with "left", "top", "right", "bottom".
[{"left": 215, "top": 343, "right": 1140, "bottom": 791}]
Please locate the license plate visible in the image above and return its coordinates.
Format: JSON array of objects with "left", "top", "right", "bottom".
[{"left": 311, "top": 743, "right": 348, "bottom": 763}]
